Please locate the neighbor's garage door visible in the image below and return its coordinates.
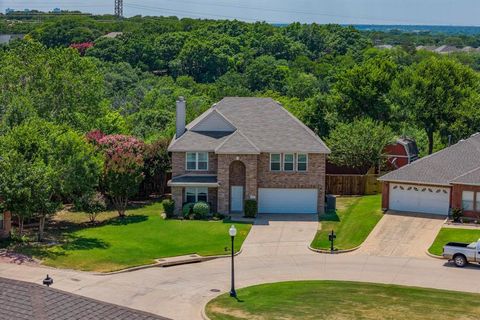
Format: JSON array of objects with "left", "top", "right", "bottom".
[
  {"left": 389, "top": 184, "right": 450, "bottom": 215},
  {"left": 258, "top": 188, "right": 318, "bottom": 214}
]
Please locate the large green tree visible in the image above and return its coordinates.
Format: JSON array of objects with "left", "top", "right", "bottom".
[
  {"left": 0, "top": 119, "right": 102, "bottom": 239},
  {"left": 326, "top": 118, "right": 394, "bottom": 173},
  {"left": 390, "top": 56, "right": 480, "bottom": 154}
]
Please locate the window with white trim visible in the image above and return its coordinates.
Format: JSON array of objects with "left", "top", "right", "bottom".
[
  {"left": 283, "top": 154, "right": 294, "bottom": 171},
  {"left": 186, "top": 152, "right": 208, "bottom": 171},
  {"left": 297, "top": 154, "right": 308, "bottom": 172},
  {"left": 462, "top": 191, "right": 474, "bottom": 211},
  {"left": 270, "top": 153, "right": 281, "bottom": 171},
  {"left": 185, "top": 187, "right": 208, "bottom": 203}
]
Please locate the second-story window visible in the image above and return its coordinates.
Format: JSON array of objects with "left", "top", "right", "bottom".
[
  {"left": 283, "top": 154, "right": 294, "bottom": 171},
  {"left": 186, "top": 152, "right": 208, "bottom": 171},
  {"left": 270, "top": 153, "right": 281, "bottom": 171},
  {"left": 297, "top": 154, "right": 308, "bottom": 172}
]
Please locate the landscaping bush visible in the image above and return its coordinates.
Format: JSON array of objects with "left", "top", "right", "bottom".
[
  {"left": 451, "top": 207, "right": 463, "bottom": 222},
  {"left": 162, "top": 199, "right": 175, "bottom": 218},
  {"left": 74, "top": 192, "right": 107, "bottom": 223},
  {"left": 182, "top": 203, "right": 194, "bottom": 218},
  {"left": 244, "top": 199, "right": 258, "bottom": 218},
  {"left": 193, "top": 201, "right": 210, "bottom": 219}
]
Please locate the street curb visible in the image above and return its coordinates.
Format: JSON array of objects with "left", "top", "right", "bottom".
[
  {"left": 425, "top": 250, "right": 444, "bottom": 260},
  {"left": 201, "top": 304, "right": 212, "bottom": 320},
  {"left": 94, "top": 249, "right": 243, "bottom": 276},
  {"left": 308, "top": 244, "right": 361, "bottom": 254}
]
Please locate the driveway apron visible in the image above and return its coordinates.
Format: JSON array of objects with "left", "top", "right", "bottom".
[
  {"left": 353, "top": 211, "right": 445, "bottom": 257},
  {"left": 240, "top": 214, "right": 318, "bottom": 257}
]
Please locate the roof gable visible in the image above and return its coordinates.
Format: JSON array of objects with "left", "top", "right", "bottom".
[
  {"left": 189, "top": 109, "right": 236, "bottom": 132},
  {"left": 215, "top": 130, "right": 260, "bottom": 154}
]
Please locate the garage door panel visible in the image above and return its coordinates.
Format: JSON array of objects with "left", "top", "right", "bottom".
[
  {"left": 258, "top": 188, "right": 317, "bottom": 214},
  {"left": 389, "top": 184, "right": 450, "bottom": 215}
]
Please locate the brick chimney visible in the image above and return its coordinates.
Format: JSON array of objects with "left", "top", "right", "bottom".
[{"left": 176, "top": 96, "right": 186, "bottom": 138}]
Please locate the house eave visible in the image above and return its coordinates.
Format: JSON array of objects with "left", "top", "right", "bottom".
[
  {"left": 378, "top": 178, "right": 451, "bottom": 187},
  {"left": 167, "top": 181, "right": 219, "bottom": 187}
]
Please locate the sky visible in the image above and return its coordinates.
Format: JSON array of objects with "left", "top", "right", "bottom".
[{"left": 1, "top": 0, "right": 480, "bottom": 26}]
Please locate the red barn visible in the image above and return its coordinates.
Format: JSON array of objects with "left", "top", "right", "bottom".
[{"left": 384, "top": 137, "right": 419, "bottom": 170}]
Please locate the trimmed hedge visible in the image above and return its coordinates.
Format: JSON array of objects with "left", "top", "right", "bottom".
[
  {"left": 182, "top": 203, "right": 194, "bottom": 218},
  {"left": 193, "top": 201, "right": 210, "bottom": 219},
  {"left": 244, "top": 199, "right": 258, "bottom": 218},
  {"left": 162, "top": 199, "right": 175, "bottom": 218}
]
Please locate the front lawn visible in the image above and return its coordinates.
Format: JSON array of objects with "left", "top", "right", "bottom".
[
  {"left": 15, "top": 202, "right": 251, "bottom": 272},
  {"left": 206, "top": 281, "right": 480, "bottom": 320},
  {"left": 310, "top": 195, "right": 383, "bottom": 250},
  {"left": 428, "top": 227, "right": 480, "bottom": 256}
]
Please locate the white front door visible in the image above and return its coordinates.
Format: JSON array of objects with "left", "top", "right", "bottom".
[
  {"left": 231, "top": 186, "right": 244, "bottom": 212},
  {"left": 258, "top": 188, "right": 318, "bottom": 214},
  {"left": 389, "top": 183, "right": 451, "bottom": 215}
]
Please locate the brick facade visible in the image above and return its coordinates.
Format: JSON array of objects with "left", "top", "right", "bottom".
[
  {"left": 0, "top": 211, "right": 12, "bottom": 239},
  {"left": 451, "top": 184, "right": 480, "bottom": 218},
  {"left": 257, "top": 153, "right": 326, "bottom": 213},
  {"left": 171, "top": 152, "right": 217, "bottom": 176},
  {"left": 170, "top": 151, "right": 327, "bottom": 215}
]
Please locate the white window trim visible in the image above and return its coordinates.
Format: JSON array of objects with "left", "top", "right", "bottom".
[
  {"left": 283, "top": 153, "right": 295, "bottom": 172},
  {"left": 270, "top": 153, "right": 281, "bottom": 172},
  {"left": 297, "top": 153, "right": 308, "bottom": 172},
  {"left": 462, "top": 191, "right": 475, "bottom": 211},
  {"left": 185, "top": 187, "right": 208, "bottom": 203},
  {"left": 185, "top": 152, "right": 209, "bottom": 171}
]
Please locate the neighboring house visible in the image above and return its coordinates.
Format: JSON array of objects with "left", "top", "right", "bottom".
[
  {"left": 0, "top": 34, "right": 25, "bottom": 45},
  {"left": 102, "top": 32, "right": 123, "bottom": 38},
  {"left": 379, "top": 133, "right": 480, "bottom": 217},
  {"left": 167, "top": 97, "right": 330, "bottom": 215},
  {"left": 384, "top": 137, "right": 419, "bottom": 170},
  {"left": 0, "top": 210, "right": 12, "bottom": 239}
]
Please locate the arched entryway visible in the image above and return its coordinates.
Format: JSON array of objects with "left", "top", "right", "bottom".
[{"left": 229, "top": 160, "right": 246, "bottom": 212}]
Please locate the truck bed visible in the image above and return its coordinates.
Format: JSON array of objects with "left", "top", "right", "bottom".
[{"left": 445, "top": 242, "right": 470, "bottom": 248}]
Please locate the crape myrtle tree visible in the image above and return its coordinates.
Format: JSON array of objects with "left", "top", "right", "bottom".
[
  {"left": 89, "top": 132, "right": 145, "bottom": 217},
  {"left": 0, "top": 119, "right": 102, "bottom": 239}
]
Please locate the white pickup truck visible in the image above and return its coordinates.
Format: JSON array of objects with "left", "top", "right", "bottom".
[{"left": 442, "top": 239, "right": 480, "bottom": 267}]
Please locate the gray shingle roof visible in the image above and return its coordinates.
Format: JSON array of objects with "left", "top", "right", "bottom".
[
  {"left": 379, "top": 133, "right": 480, "bottom": 185},
  {"left": 450, "top": 167, "right": 480, "bottom": 185},
  {"left": 0, "top": 277, "right": 169, "bottom": 320},
  {"left": 169, "top": 97, "right": 330, "bottom": 154},
  {"left": 215, "top": 130, "right": 260, "bottom": 154},
  {"left": 168, "top": 131, "right": 232, "bottom": 152}
]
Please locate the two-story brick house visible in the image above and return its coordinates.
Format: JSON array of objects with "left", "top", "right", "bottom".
[{"left": 168, "top": 97, "right": 330, "bottom": 215}]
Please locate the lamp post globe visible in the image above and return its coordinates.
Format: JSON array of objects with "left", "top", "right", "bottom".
[
  {"left": 229, "top": 225, "right": 237, "bottom": 237},
  {"left": 229, "top": 225, "right": 237, "bottom": 298}
]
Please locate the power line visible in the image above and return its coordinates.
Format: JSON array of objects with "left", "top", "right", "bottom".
[
  {"left": 125, "top": 0, "right": 450, "bottom": 26},
  {"left": 123, "top": 3, "right": 268, "bottom": 22}
]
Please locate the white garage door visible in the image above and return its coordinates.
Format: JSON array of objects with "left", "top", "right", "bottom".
[
  {"left": 258, "top": 188, "right": 318, "bottom": 214},
  {"left": 389, "top": 184, "right": 450, "bottom": 215}
]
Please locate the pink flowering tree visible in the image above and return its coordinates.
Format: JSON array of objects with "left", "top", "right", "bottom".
[
  {"left": 69, "top": 42, "right": 94, "bottom": 56},
  {"left": 97, "top": 134, "right": 145, "bottom": 217}
]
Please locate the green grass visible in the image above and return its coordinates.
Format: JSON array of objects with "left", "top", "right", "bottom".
[
  {"left": 428, "top": 227, "right": 480, "bottom": 256},
  {"left": 310, "top": 195, "right": 383, "bottom": 250},
  {"left": 17, "top": 202, "right": 251, "bottom": 272},
  {"left": 206, "top": 280, "right": 480, "bottom": 320}
]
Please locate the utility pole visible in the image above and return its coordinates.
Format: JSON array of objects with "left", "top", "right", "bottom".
[{"left": 114, "top": 0, "right": 123, "bottom": 18}]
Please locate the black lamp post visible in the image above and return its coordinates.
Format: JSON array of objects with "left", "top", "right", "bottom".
[
  {"left": 329, "top": 230, "right": 336, "bottom": 253},
  {"left": 229, "top": 225, "right": 237, "bottom": 298}
]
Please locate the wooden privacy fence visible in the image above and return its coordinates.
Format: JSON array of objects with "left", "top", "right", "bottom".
[{"left": 325, "top": 174, "right": 381, "bottom": 195}]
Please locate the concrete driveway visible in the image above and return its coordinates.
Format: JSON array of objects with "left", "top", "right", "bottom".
[
  {"left": 354, "top": 211, "right": 445, "bottom": 257},
  {"left": 241, "top": 214, "right": 318, "bottom": 257}
]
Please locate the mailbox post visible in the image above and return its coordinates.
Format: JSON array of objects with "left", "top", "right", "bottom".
[{"left": 328, "top": 230, "right": 336, "bottom": 253}]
